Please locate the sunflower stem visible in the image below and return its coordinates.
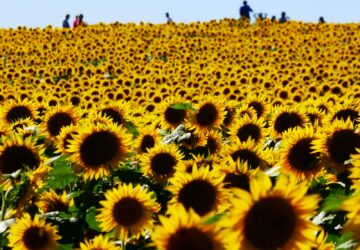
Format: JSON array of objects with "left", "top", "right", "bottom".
[{"left": 0, "top": 180, "right": 15, "bottom": 221}]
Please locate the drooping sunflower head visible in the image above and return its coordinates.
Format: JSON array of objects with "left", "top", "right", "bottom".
[
  {"left": 279, "top": 126, "right": 324, "bottom": 181},
  {"left": 0, "top": 135, "right": 43, "bottom": 175},
  {"left": 96, "top": 183, "right": 160, "bottom": 240},
  {"left": 221, "top": 139, "right": 269, "bottom": 170},
  {"left": 36, "top": 190, "right": 74, "bottom": 214},
  {"left": 169, "top": 166, "right": 228, "bottom": 216},
  {"left": 270, "top": 106, "right": 309, "bottom": 139},
  {"left": 224, "top": 174, "right": 320, "bottom": 250},
  {"left": 39, "top": 106, "right": 81, "bottom": 139},
  {"left": 158, "top": 97, "right": 189, "bottom": 130},
  {"left": 140, "top": 144, "right": 184, "bottom": 182},
  {"left": 134, "top": 126, "right": 161, "bottom": 154},
  {"left": 8, "top": 213, "right": 61, "bottom": 250},
  {"left": 228, "top": 114, "right": 267, "bottom": 145},
  {"left": 0, "top": 99, "right": 37, "bottom": 125},
  {"left": 152, "top": 205, "right": 236, "bottom": 250},
  {"left": 313, "top": 119, "right": 360, "bottom": 171},
  {"left": 186, "top": 98, "right": 226, "bottom": 135},
  {"left": 67, "top": 122, "right": 132, "bottom": 181}
]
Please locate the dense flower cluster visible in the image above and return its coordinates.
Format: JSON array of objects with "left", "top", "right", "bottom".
[{"left": 0, "top": 19, "right": 359, "bottom": 249}]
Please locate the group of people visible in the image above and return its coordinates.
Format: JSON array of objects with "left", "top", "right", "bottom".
[
  {"left": 62, "top": 3, "right": 326, "bottom": 28},
  {"left": 240, "top": 1, "right": 325, "bottom": 24},
  {"left": 62, "top": 14, "right": 86, "bottom": 28}
]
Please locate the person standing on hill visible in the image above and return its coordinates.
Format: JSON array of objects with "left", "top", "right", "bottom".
[
  {"left": 239, "top": 1, "right": 253, "bottom": 20},
  {"left": 279, "top": 12, "right": 289, "bottom": 23},
  {"left": 165, "top": 12, "right": 173, "bottom": 23},
  {"left": 73, "top": 15, "right": 80, "bottom": 28},
  {"left": 62, "top": 14, "right": 70, "bottom": 28}
]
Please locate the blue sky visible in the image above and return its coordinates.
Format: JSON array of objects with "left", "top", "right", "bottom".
[{"left": 1, "top": 0, "right": 359, "bottom": 28}]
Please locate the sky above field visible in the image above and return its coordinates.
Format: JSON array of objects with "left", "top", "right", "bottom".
[{"left": 1, "top": 0, "right": 359, "bottom": 28}]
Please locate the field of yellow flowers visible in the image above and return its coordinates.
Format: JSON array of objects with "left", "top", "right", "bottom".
[{"left": 0, "top": 18, "right": 359, "bottom": 249}]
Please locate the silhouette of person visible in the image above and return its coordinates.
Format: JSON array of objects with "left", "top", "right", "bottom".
[
  {"left": 271, "top": 15, "right": 277, "bottom": 22},
  {"left": 79, "top": 14, "right": 87, "bottom": 27},
  {"left": 279, "top": 12, "right": 289, "bottom": 23},
  {"left": 62, "top": 14, "right": 70, "bottom": 28},
  {"left": 165, "top": 12, "right": 173, "bottom": 23},
  {"left": 254, "top": 12, "right": 267, "bottom": 21},
  {"left": 239, "top": 1, "right": 253, "bottom": 20},
  {"left": 73, "top": 15, "right": 80, "bottom": 28},
  {"left": 319, "top": 16, "right": 325, "bottom": 23}
]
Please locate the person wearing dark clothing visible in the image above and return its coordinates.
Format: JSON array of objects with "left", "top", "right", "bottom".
[
  {"left": 79, "top": 14, "right": 87, "bottom": 27},
  {"left": 165, "top": 12, "right": 173, "bottom": 23},
  {"left": 319, "top": 16, "right": 325, "bottom": 23},
  {"left": 239, "top": 1, "right": 253, "bottom": 20},
  {"left": 62, "top": 14, "right": 70, "bottom": 28},
  {"left": 279, "top": 12, "right": 289, "bottom": 23}
]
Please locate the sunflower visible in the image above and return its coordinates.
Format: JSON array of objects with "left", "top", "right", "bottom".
[
  {"left": 94, "top": 101, "right": 128, "bottom": 126},
  {"left": 67, "top": 122, "right": 132, "bottom": 180},
  {"left": 214, "top": 157, "right": 260, "bottom": 192},
  {"left": 140, "top": 144, "right": 184, "bottom": 182},
  {"left": 55, "top": 124, "right": 79, "bottom": 154},
  {"left": 39, "top": 106, "right": 81, "bottom": 139},
  {"left": 157, "top": 97, "right": 188, "bottom": 130},
  {"left": 328, "top": 99, "right": 360, "bottom": 125},
  {"left": 79, "top": 234, "right": 120, "bottom": 250},
  {"left": 0, "top": 135, "right": 43, "bottom": 175},
  {"left": 186, "top": 98, "right": 226, "bottom": 135},
  {"left": 228, "top": 114, "right": 267, "bottom": 145},
  {"left": 221, "top": 139, "right": 269, "bottom": 170},
  {"left": 7, "top": 213, "right": 61, "bottom": 250},
  {"left": 244, "top": 94, "right": 269, "bottom": 119},
  {"left": 223, "top": 174, "right": 320, "bottom": 250},
  {"left": 221, "top": 100, "right": 239, "bottom": 129},
  {"left": 0, "top": 99, "right": 37, "bottom": 125},
  {"left": 168, "top": 166, "right": 228, "bottom": 216},
  {"left": 96, "top": 183, "right": 160, "bottom": 240},
  {"left": 36, "top": 190, "right": 74, "bottom": 214},
  {"left": 134, "top": 126, "right": 161, "bottom": 154},
  {"left": 270, "top": 106, "right": 309, "bottom": 139},
  {"left": 278, "top": 127, "right": 324, "bottom": 181},
  {"left": 304, "top": 106, "right": 325, "bottom": 129},
  {"left": 313, "top": 119, "right": 360, "bottom": 171},
  {"left": 195, "top": 130, "right": 223, "bottom": 155},
  {"left": 152, "top": 205, "right": 236, "bottom": 250},
  {"left": 342, "top": 191, "right": 360, "bottom": 241}
]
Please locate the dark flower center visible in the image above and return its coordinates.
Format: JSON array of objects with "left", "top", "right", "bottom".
[
  {"left": 80, "top": 131, "right": 120, "bottom": 166},
  {"left": 6, "top": 105, "right": 32, "bottom": 123},
  {"left": 168, "top": 227, "right": 214, "bottom": 250},
  {"left": 224, "top": 173, "right": 250, "bottom": 191},
  {"left": 47, "top": 112, "right": 74, "bottom": 137},
  {"left": 206, "top": 137, "right": 218, "bottom": 154},
  {"left": 178, "top": 179, "right": 216, "bottom": 216},
  {"left": 23, "top": 226, "right": 49, "bottom": 249},
  {"left": 196, "top": 103, "right": 218, "bottom": 127},
  {"left": 0, "top": 146, "right": 40, "bottom": 174},
  {"left": 140, "top": 135, "right": 155, "bottom": 152},
  {"left": 327, "top": 129, "right": 360, "bottom": 164},
  {"left": 332, "top": 109, "right": 359, "bottom": 124},
  {"left": 223, "top": 107, "right": 233, "bottom": 126},
  {"left": 113, "top": 197, "right": 143, "bottom": 226},
  {"left": 248, "top": 101, "right": 263, "bottom": 118},
  {"left": 237, "top": 123, "right": 261, "bottom": 143},
  {"left": 101, "top": 108, "right": 124, "bottom": 125},
  {"left": 244, "top": 197, "right": 297, "bottom": 249},
  {"left": 274, "top": 112, "right": 304, "bottom": 134},
  {"left": 230, "top": 149, "right": 261, "bottom": 169},
  {"left": 150, "top": 152, "right": 176, "bottom": 176},
  {"left": 288, "top": 138, "right": 319, "bottom": 171},
  {"left": 165, "top": 107, "right": 186, "bottom": 126}
]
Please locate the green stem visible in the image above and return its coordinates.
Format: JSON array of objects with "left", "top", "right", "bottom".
[{"left": 0, "top": 185, "right": 14, "bottom": 221}]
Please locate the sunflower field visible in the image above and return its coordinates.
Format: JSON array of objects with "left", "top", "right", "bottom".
[{"left": 0, "top": 18, "right": 359, "bottom": 249}]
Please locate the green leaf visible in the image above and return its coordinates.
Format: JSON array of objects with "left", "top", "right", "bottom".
[
  {"left": 58, "top": 243, "right": 74, "bottom": 250},
  {"left": 85, "top": 207, "right": 101, "bottom": 232},
  {"left": 46, "top": 159, "right": 76, "bottom": 189},
  {"left": 126, "top": 121, "right": 139, "bottom": 137},
  {"left": 170, "top": 103, "right": 194, "bottom": 110},
  {"left": 204, "top": 213, "right": 225, "bottom": 225},
  {"left": 320, "top": 191, "right": 346, "bottom": 212}
]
